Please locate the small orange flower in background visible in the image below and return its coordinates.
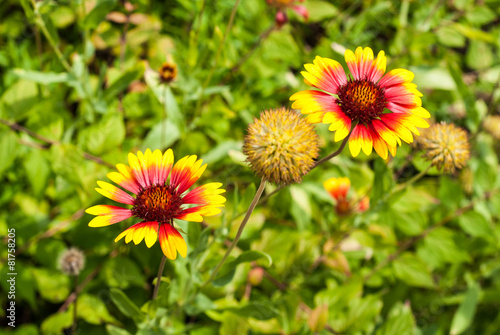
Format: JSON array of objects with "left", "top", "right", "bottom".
[
  {"left": 158, "top": 61, "right": 178, "bottom": 84},
  {"left": 86, "top": 149, "right": 226, "bottom": 260},
  {"left": 291, "top": 46, "right": 430, "bottom": 159},
  {"left": 266, "top": 0, "right": 308, "bottom": 27},
  {"left": 323, "top": 177, "right": 369, "bottom": 215}
]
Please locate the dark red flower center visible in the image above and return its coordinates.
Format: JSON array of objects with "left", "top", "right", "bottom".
[
  {"left": 132, "top": 185, "right": 183, "bottom": 223},
  {"left": 337, "top": 79, "right": 386, "bottom": 124}
]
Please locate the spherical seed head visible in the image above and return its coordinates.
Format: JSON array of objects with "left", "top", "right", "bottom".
[
  {"left": 419, "top": 122, "right": 470, "bottom": 173},
  {"left": 58, "top": 248, "right": 85, "bottom": 276},
  {"left": 243, "top": 108, "right": 319, "bottom": 185}
]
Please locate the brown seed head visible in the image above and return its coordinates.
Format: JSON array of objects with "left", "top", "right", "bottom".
[
  {"left": 419, "top": 122, "right": 470, "bottom": 173},
  {"left": 243, "top": 108, "right": 319, "bottom": 185},
  {"left": 58, "top": 248, "right": 85, "bottom": 276}
]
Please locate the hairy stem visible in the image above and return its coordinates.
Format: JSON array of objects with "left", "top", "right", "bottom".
[{"left": 204, "top": 179, "right": 266, "bottom": 286}]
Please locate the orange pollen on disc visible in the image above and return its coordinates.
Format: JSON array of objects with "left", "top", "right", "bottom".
[
  {"left": 337, "top": 79, "right": 386, "bottom": 124},
  {"left": 132, "top": 185, "right": 183, "bottom": 223}
]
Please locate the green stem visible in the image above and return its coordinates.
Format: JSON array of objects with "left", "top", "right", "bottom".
[
  {"left": 203, "top": 179, "right": 266, "bottom": 286},
  {"left": 71, "top": 275, "right": 78, "bottom": 335},
  {"left": 153, "top": 255, "right": 167, "bottom": 299}
]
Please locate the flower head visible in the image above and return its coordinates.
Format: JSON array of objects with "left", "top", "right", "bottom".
[
  {"left": 291, "top": 46, "right": 430, "bottom": 159},
  {"left": 86, "top": 149, "right": 226, "bottom": 260},
  {"left": 243, "top": 108, "right": 319, "bottom": 185},
  {"left": 158, "top": 61, "right": 177, "bottom": 84},
  {"left": 266, "top": 0, "right": 308, "bottom": 27},
  {"left": 418, "top": 122, "right": 470, "bottom": 173},
  {"left": 58, "top": 248, "right": 85, "bottom": 276},
  {"left": 323, "top": 177, "right": 369, "bottom": 215}
]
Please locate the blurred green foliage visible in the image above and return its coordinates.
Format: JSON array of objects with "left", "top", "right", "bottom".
[{"left": 1, "top": 0, "right": 500, "bottom": 334}]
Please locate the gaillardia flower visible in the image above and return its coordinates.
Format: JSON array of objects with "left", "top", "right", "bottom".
[
  {"left": 419, "top": 122, "right": 470, "bottom": 173},
  {"left": 243, "top": 107, "right": 319, "bottom": 185},
  {"left": 291, "top": 46, "right": 430, "bottom": 159},
  {"left": 86, "top": 149, "right": 226, "bottom": 260},
  {"left": 323, "top": 177, "right": 369, "bottom": 215}
]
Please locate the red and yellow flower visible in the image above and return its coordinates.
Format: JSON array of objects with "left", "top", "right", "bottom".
[
  {"left": 291, "top": 46, "right": 430, "bottom": 159},
  {"left": 323, "top": 177, "right": 369, "bottom": 215},
  {"left": 86, "top": 149, "right": 226, "bottom": 260}
]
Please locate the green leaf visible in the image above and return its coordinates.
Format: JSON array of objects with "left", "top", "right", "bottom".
[
  {"left": 41, "top": 309, "right": 72, "bottom": 335},
  {"left": 101, "top": 257, "right": 145, "bottom": 289},
  {"left": 0, "top": 130, "right": 19, "bottom": 175},
  {"left": 78, "top": 294, "right": 119, "bottom": 325},
  {"left": 109, "top": 288, "right": 144, "bottom": 319},
  {"left": 23, "top": 150, "right": 51, "bottom": 196},
  {"left": 0, "top": 79, "right": 39, "bottom": 120},
  {"left": 289, "top": 185, "right": 311, "bottom": 231},
  {"left": 376, "top": 302, "right": 415, "bottom": 335},
  {"left": 202, "top": 140, "right": 241, "bottom": 164},
  {"left": 305, "top": 1, "right": 338, "bottom": 22},
  {"left": 213, "top": 250, "right": 272, "bottom": 286},
  {"left": 223, "top": 302, "right": 279, "bottom": 321},
  {"left": 142, "top": 119, "right": 180, "bottom": 151},
  {"left": 417, "top": 227, "right": 470, "bottom": 269},
  {"left": 466, "top": 40, "right": 493, "bottom": 70},
  {"left": 106, "top": 325, "right": 132, "bottom": 335},
  {"left": 465, "top": 6, "right": 496, "bottom": 25},
  {"left": 436, "top": 26, "right": 466, "bottom": 47},
  {"left": 33, "top": 268, "right": 71, "bottom": 303},
  {"left": 83, "top": 0, "right": 117, "bottom": 30},
  {"left": 458, "top": 210, "right": 493, "bottom": 239},
  {"left": 450, "top": 279, "right": 480, "bottom": 335},
  {"left": 78, "top": 112, "right": 125, "bottom": 155},
  {"left": 392, "top": 253, "right": 434, "bottom": 288},
  {"left": 12, "top": 69, "right": 70, "bottom": 84},
  {"left": 35, "top": 239, "right": 66, "bottom": 269}
]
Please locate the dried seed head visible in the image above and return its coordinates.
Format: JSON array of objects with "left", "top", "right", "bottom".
[
  {"left": 419, "top": 122, "right": 470, "bottom": 173},
  {"left": 58, "top": 248, "right": 85, "bottom": 276},
  {"left": 243, "top": 108, "right": 319, "bottom": 185}
]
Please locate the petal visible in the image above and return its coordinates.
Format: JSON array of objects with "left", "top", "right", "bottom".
[
  {"left": 378, "top": 69, "right": 415, "bottom": 88},
  {"left": 159, "top": 149, "right": 174, "bottom": 185},
  {"left": 290, "top": 90, "right": 340, "bottom": 124},
  {"left": 323, "top": 111, "right": 352, "bottom": 142},
  {"left": 87, "top": 205, "right": 133, "bottom": 227},
  {"left": 369, "top": 125, "right": 388, "bottom": 160},
  {"left": 114, "top": 163, "right": 141, "bottom": 194},
  {"left": 300, "top": 56, "right": 347, "bottom": 94},
  {"left": 96, "top": 181, "right": 135, "bottom": 205},
  {"left": 349, "top": 124, "right": 373, "bottom": 157},
  {"left": 370, "top": 50, "right": 386, "bottom": 82},
  {"left": 176, "top": 205, "right": 223, "bottom": 222},
  {"left": 136, "top": 149, "right": 152, "bottom": 188},
  {"left": 345, "top": 47, "right": 377, "bottom": 81},
  {"left": 128, "top": 152, "right": 147, "bottom": 189},
  {"left": 182, "top": 182, "right": 226, "bottom": 205},
  {"left": 371, "top": 119, "right": 399, "bottom": 148},
  {"left": 149, "top": 149, "right": 163, "bottom": 185},
  {"left": 380, "top": 114, "right": 414, "bottom": 143},
  {"left": 170, "top": 155, "right": 206, "bottom": 194},
  {"left": 323, "top": 177, "right": 350, "bottom": 201},
  {"left": 159, "top": 224, "right": 187, "bottom": 260},
  {"left": 114, "top": 222, "right": 159, "bottom": 247}
]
